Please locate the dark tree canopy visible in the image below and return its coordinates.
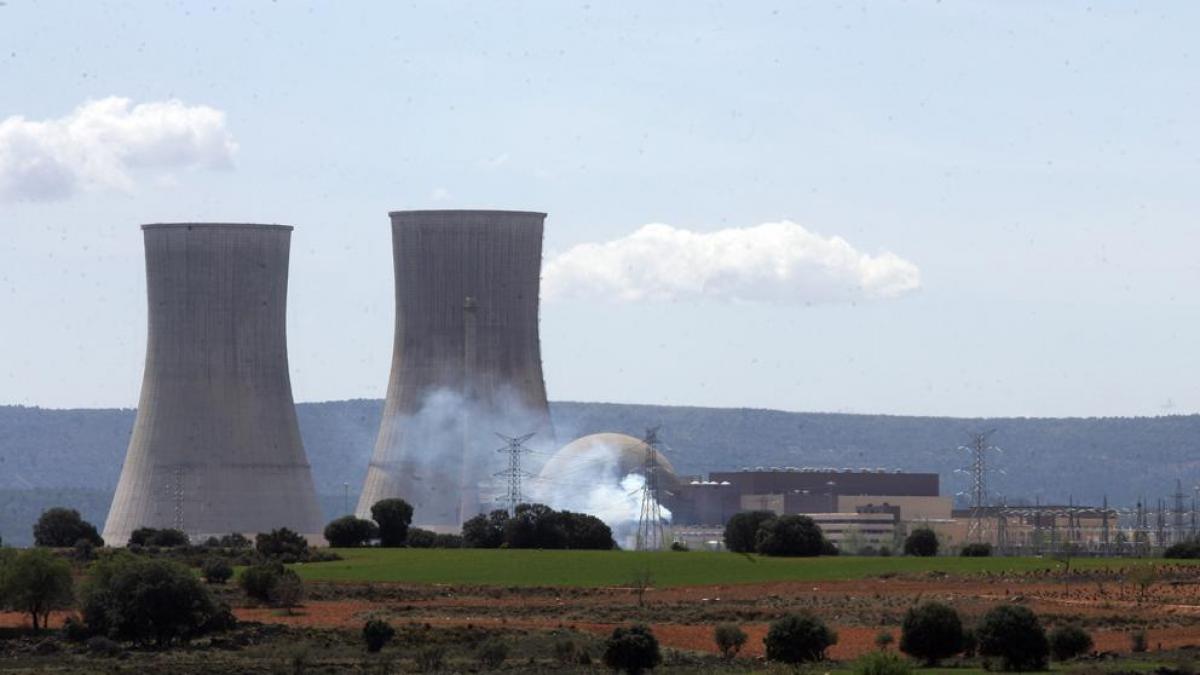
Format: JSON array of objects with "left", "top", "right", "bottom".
[
  {"left": 900, "top": 602, "right": 965, "bottom": 665},
  {"left": 128, "top": 527, "right": 189, "bottom": 547},
  {"left": 255, "top": 528, "right": 308, "bottom": 561},
  {"left": 462, "top": 510, "right": 509, "bottom": 548},
  {"left": 1048, "top": 624, "right": 1093, "bottom": 661},
  {"left": 370, "top": 499, "right": 414, "bottom": 548},
  {"left": 754, "top": 515, "right": 826, "bottom": 557},
  {"left": 976, "top": 604, "right": 1049, "bottom": 672},
  {"left": 504, "top": 503, "right": 567, "bottom": 549},
  {"left": 82, "top": 555, "right": 233, "bottom": 646},
  {"left": 723, "top": 511, "right": 776, "bottom": 553},
  {"left": 323, "top": 516, "right": 379, "bottom": 548},
  {"left": 763, "top": 613, "right": 838, "bottom": 664},
  {"left": 904, "top": 528, "right": 939, "bottom": 557},
  {"left": 0, "top": 548, "right": 74, "bottom": 630},
  {"left": 33, "top": 507, "right": 103, "bottom": 548},
  {"left": 603, "top": 624, "right": 662, "bottom": 675}
]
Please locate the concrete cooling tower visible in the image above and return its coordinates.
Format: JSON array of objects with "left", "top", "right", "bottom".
[
  {"left": 103, "top": 224, "right": 324, "bottom": 545},
  {"left": 357, "top": 210, "right": 554, "bottom": 529}
]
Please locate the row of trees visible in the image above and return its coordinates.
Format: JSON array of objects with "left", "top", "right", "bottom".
[{"left": 723, "top": 511, "right": 836, "bottom": 556}]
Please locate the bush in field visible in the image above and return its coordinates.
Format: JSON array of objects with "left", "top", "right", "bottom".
[
  {"left": 370, "top": 498, "right": 414, "bottom": 548},
  {"left": 82, "top": 555, "right": 233, "bottom": 646},
  {"left": 1130, "top": 629, "right": 1148, "bottom": 653},
  {"left": 960, "top": 542, "right": 992, "bottom": 557},
  {"left": 477, "top": 638, "right": 509, "bottom": 668},
  {"left": 405, "top": 527, "right": 437, "bottom": 548},
  {"left": 239, "top": 562, "right": 285, "bottom": 602},
  {"left": 875, "top": 630, "right": 895, "bottom": 650},
  {"left": 754, "top": 514, "right": 826, "bottom": 557},
  {"left": 764, "top": 612, "right": 838, "bottom": 664},
  {"left": 1163, "top": 540, "right": 1200, "bottom": 559},
  {"left": 33, "top": 507, "right": 103, "bottom": 548},
  {"left": 323, "top": 516, "right": 379, "bottom": 548},
  {"left": 270, "top": 569, "right": 304, "bottom": 613},
  {"left": 201, "top": 558, "right": 234, "bottom": 584},
  {"left": 903, "top": 528, "right": 938, "bottom": 557},
  {"left": 714, "top": 623, "right": 748, "bottom": 659},
  {"left": 900, "top": 601, "right": 965, "bottom": 665},
  {"left": 723, "top": 510, "right": 776, "bottom": 553},
  {"left": 976, "top": 604, "right": 1048, "bottom": 671},
  {"left": 1048, "top": 624, "right": 1093, "bottom": 661},
  {"left": 416, "top": 645, "right": 446, "bottom": 672},
  {"left": 217, "top": 533, "right": 252, "bottom": 549},
  {"left": 362, "top": 618, "right": 395, "bottom": 653},
  {"left": 559, "top": 511, "right": 616, "bottom": 549},
  {"left": 854, "top": 651, "right": 913, "bottom": 675},
  {"left": 128, "top": 527, "right": 189, "bottom": 547},
  {"left": 0, "top": 548, "right": 74, "bottom": 630},
  {"left": 255, "top": 528, "right": 308, "bottom": 561},
  {"left": 603, "top": 624, "right": 662, "bottom": 675}
]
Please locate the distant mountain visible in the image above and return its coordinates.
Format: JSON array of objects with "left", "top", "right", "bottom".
[{"left": 1, "top": 401, "right": 1197, "bottom": 545}]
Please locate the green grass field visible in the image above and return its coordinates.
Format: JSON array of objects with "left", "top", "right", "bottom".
[{"left": 293, "top": 549, "right": 1185, "bottom": 588}]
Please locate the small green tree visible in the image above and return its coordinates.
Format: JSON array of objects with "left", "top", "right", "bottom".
[
  {"left": 960, "top": 542, "right": 992, "bottom": 557},
  {"left": 0, "top": 548, "right": 74, "bottom": 630},
  {"left": 764, "top": 612, "right": 838, "bottom": 664},
  {"left": 903, "top": 528, "right": 938, "bottom": 557},
  {"left": 462, "top": 509, "right": 508, "bottom": 548},
  {"left": 371, "top": 499, "right": 414, "bottom": 548},
  {"left": 755, "top": 515, "right": 827, "bottom": 557},
  {"left": 33, "top": 507, "right": 103, "bottom": 548},
  {"left": 875, "top": 630, "right": 895, "bottom": 651},
  {"left": 1048, "top": 624, "right": 1093, "bottom": 661},
  {"left": 477, "top": 638, "right": 508, "bottom": 668},
  {"left": 714, "top": 623, "right": 748, "bottom": 659},
  {"left": 201, "top": 558, "right": 234, "bottom": 584},
  {"left": 603, "top": 624, "right": 662, "bottom": 674},
  {"left": 239, "top": 562, "right": 284, "bottom": 602},
  {"left": 270, "top": 569, "right": 304, "bottom": 614},
  {"left": 723, "top": 510, "right": 776, "bottom": 553},
  {"left": 976, "top": 604, "right": 1049, "bottom": 671},
  {"left": 255, "top": 528, "right": 308, "bottom": 561},
  {"left": 323, "top": 516, "right": 379, "bottom": 548},
  {"left": 900, "top": 601, "right": 965, "bottom": 665},
  {"left": 853, "top": 651, "right": 913, "bottom": 675},
  {"left": 362, "top": 618, "right": 395, "bottom": 653}
]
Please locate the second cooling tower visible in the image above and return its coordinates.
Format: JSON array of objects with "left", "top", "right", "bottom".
[{"left": 357, "top": 210, "right": 554, "bottom": 528}]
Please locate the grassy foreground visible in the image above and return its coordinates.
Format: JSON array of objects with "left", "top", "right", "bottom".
[{"left": 294, "top": 549, "right": 1183, "bottom": 588}]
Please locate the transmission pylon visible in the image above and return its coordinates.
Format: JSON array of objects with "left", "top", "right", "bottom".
[
  {"left": 1172, "top": 479, "right": 1187, "bottom": 544},
  {"left": 958, "top": 430, "right": 1000, "bottom": 544},
  {"left": 635, "top": 426, "right": 669, "bottom": 551},
  {"left": 494, "top": 432, "right": 535, "bottom": 517}
]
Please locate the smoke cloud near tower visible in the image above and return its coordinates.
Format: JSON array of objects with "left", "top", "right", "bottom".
[
  {"left": 103, "top": 223, "right": 324, "bottom": 545},
  {"left": 357, "top": 210, "right": 555, "bottom": 529}
]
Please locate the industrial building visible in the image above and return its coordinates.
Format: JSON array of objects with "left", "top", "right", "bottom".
[
  {"left": 357, "top": 210, "right": 555, "bottom": 529},
  {"left": 103, "top": 224, "right": 324, "bottom": 545}
]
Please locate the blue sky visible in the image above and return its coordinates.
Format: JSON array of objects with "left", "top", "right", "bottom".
[{"left": 1, "top": 1, "right": 1198, "bottom": 417}]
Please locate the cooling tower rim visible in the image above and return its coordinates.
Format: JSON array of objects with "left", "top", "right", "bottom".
[
  {"left": 141, "top": 223, "right": 293, "bottom": 232},
  {"left": 388, "top": 209, "right": 547, "bottom": 219}
]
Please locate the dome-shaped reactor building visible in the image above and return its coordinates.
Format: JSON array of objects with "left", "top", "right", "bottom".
[
  {"left": 357, "top": 210, "right": 555, "bottom": 529},
  {"left": 536, "top": 433, "right": 678, "bottom": 489},
  {"left": 103, "top": 224, "right": 324, "bottom": 545}
]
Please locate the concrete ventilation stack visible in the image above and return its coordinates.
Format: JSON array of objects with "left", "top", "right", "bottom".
[
  {"left": 103, "top": 223, "right": 324, "bottom": 545},
  {"left": 357, "top": 210, "right": 554, "bottom": 529}
]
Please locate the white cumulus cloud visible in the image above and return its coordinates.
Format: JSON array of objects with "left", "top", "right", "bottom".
[
  {"left": 542, "top": 221, "right": 921, "bottom": 304},
  {"left": 0, "top": 97, "right": 238, "bottom": 201}
]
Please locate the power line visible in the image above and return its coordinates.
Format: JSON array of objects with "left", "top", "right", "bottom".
[{"left": 635, "top": 426, "right": 670, "bottom": 551}]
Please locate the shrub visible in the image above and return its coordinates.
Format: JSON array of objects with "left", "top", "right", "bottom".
[
  {"left": 62, "top": 616, "right": 90, "bottom": 642},
  {"left": 879, "top": 545, "right": 893, "bottom": 557},
  {"left": 764, "top": 612, "right": 838, "bottom": 664},
  {"left": 239, "top": 562, "right": 284, "bottom": 602},
  {"left": 723, "top": 510, "right": 776, "bottom": 553},
  {"left": 1131, "top": 629, "right": 1148, "bottom": 653},
  {"left": 270, "top": 569, "right": 304, "bottom": 613},
  {"left": 255, "top": 528, "right": 308, "bottom": 561},
  {"left": 128, "top": 527, "right": 189, "bottom": 547},
  {"left": 323, "top": 516, "right": 379, "bottom": 548},
  {"left": 714, "top": 623, "right": 748, "bottom": 659},
  {"left": 477, "top": 637, "right": 509, "bottom": 668},
  {"left": 504, "top": 503, "right": 568, "bottom": 549},
  {"left": 670, "top": 541, "right": 689, "bottom": 552},
  {"left": 1048, "top": 624, "right": 1093, "bottom": 661},
  {"left": 755, "top": 515, "right": 826, "bottom": 557},
  {"left": 903, "top": 528, "right": 938, "bottom": 557},
  {"left": 82, "top": 556, "right": 231, "bottom": 646},
  {"left": 405, "top": 527, "right": 437, "bottom": 548},
  {"left": 559, "top": 510, "right": 616, "bottom": 549},
  {"left": 976, "top": 604, "right": 1049, "bottom": 671},
  {"left": 1163, "top": 540, "right": 1200, "bottom": 559},
  {"left": 86, "top": 635, "right": 123, "bottom": 657},
  {"left": 217, "top": 533, "right": 251, "bottom": 549},
  {"left": 0, "top": 548, "right": 74, "bottom": 630},
  {"left": 201, "top": 558, "right": 234, "bottom": 584},
  {"left": 960, "top": 542, "right": 992, "bottom": 557},
  {"left": 415, "top": 645, "right": 446, "bottom": 672},
  {"left": 433, "top": 533, "right": 464, "bottom": 548},
  {"left": 554, "top": 638, "right": 579, "bottom": 665},
  {"left": 603, "top": 624, "right": 662, "bottom": 674},
  {"left": 900, "top": 601, "right": 964, "bottom": 665},
  {"left": 854, "top": 651, "right": 913, "bottom": 675},
  {"left": 33, "top": 507, "right": 103, "bottom": 548},
  {"left": 875, "top": 630, "right": 895, "bottom": 650},
  {"left": 371, "top": 498, "right": 414, "bottom": 548},
  {"left": 73, "top": 538, "right": 97, "bottom": 561},
  {"left": 462, "top": 510, "right": 508, "bottom": 548},
  {"left": 362, "top": 618, "right": 395, "bottom": 653}
]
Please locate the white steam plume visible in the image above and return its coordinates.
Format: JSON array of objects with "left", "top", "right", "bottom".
[
  {"left": 0, "top": 97, "right": 238, "bottom": 201},
  {"left": 542, "top": 221, "right": 920, "bottom": 304}
]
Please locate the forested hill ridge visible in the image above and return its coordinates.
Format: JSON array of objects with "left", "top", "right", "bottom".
[{"left": 1, "top": 400, "right": 1198, "bottom": 545}]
